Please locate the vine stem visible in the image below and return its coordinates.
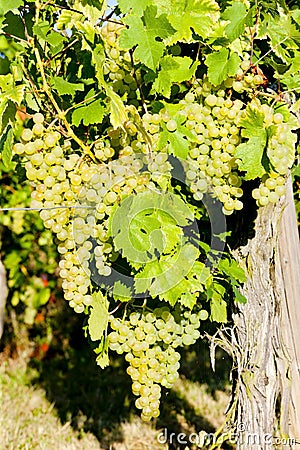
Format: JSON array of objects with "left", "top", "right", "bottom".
[
  {"left": 33, "top": 1, "right": 96, "bottom": 161},
  {"left": 33, "top": 47, "right": 96, "bottom": 161}
]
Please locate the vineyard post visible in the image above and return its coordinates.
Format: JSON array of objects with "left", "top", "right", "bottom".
[{"left": 230, "top": 175, "right": 300, "bottom": 448}]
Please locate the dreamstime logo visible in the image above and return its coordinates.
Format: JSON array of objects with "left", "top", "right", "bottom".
[
  {"left": 157, "top": 425, "right": 298, "bottom": 448},
  {"left": 72, "top": 153, "right": 227, "bottom": 297}
]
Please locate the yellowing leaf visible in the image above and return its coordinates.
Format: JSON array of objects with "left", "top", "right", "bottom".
[
  {"left": 166, "top": 0, "right": 220, "bottom": 44},
  {"left": 88, "top": 292, "right": 109, "bottom": 341},
  {"left": 106, "top": 89, "right": 129, "bottom": 129}
]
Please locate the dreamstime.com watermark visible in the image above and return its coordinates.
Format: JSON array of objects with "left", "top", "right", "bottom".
[{"left": 157, "top": 423, "right": 298, "bottom": 448}]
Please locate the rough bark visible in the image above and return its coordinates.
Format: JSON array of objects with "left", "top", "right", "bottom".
[
  {"left": 228, "top": 176, "right": 300, "bottom": 449},
  {"left": 277, "top": 177, "right": 300, "bottom": 444}
]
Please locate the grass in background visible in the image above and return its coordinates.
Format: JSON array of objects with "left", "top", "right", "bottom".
[{"left": 1, "top": 301, "right": 233, "bottom": 449}]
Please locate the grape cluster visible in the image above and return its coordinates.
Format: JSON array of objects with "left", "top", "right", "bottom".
[
  {"left": 13, "top": 115, "right": 161, "bottom": 313},
  {"left": 267, "top": 113, "right": 296, "bottom": 175},
  {"left": 142, "top": 85, "right": 245, "bottom": 214},
  {"left": 108, "top": 306, "right": 208, "bottom": 421},
  {"left": 252, "top": 174, "right": 286, "bottom": 207},
  {"left": 251, "top": 106, "right": 296, "bottom": 207},
  {"left": 100, "top": 22, "right": 140, "bottom": 107}
]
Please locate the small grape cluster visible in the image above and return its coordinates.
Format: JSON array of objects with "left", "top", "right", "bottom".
[
  {"left": 230, "top": 58, "right": 266, "bottom": 94},
  {"left": 252, "top": 174, "right": 286, "bottom": 207},
  {"left": 108, "top": 306, "right": 208, "bottom": 421},
  {"left": 267, "top": 114, "right": 296, "bottom": 175},
  {"left": 251, "top": 107, "right": 297, "bottom": 207},
  {"left": 100, "top": 22, "right": 140, "bottom": 107}
]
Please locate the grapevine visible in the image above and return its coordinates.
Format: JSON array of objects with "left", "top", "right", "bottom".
[{"left": 1, "top": 0, "right": 300, "bottom": 425}]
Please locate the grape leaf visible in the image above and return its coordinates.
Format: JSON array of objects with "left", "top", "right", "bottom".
[
  {"left": 239, "top": 102, "right": 267, "bottom": 138},
  {"left": 91, "top": 43, "right": 106, "bottom": 85},
  {"left": 0, "top": 74, "right": 25, "bottom": 104},
  {"left": 94, "top": 336, "right": 109, "bottom": 368},
  {"left": 72, "top": 100, "right": 104, "bottom": 126},
  {"left": 88, "top": 292, "right": 109, "bottom": 341},
  {"left": 0, "top": 0, "right": 22, "bottom": 15},
  {"left": 210, "top": 291, "right": 227, "bottom": 323},
  {"left": 0, "top": 99, "right": 15, "bottom": 133},
  {"left": 235, "top": 102, "right": 268, "bottom": 179},
  {"left": 118, "top": 0, "right": 151, "bottom": 14},
  {"left": 165, "top": 261, "right": 209, "bottom": 307},
  {"left": 119, "top": 6, "right": 174, "bottom": 70},
  {"left": 33, "top": 21, "right": 51, "bottom": 41},
  {"left": 264, "top": 14, "right": 300, "bottom": 63},
  {"left": 157, "top": 114, "right": 198, "bottom": 159},
  {"left": 0, "top": 125, "right": 13, "bottom": 168},
  {"left": 218, "top": 258, "right": 247, "bottom": 284},
  {"left": 106, "top": 88, "right": 129, "bottom": 129},
  {"left": 96, "top": 352, "right": 109, "bottom": 368},
  {"left": 110, "top": 192, "right": 191, "bottom": 267},
  {"left": 166, "top": 0, "right": 220, "bottom": 44},
  {"left": 50, "top": 77, "right": 84, "bottom": 96},
  {"left": 205, "top": 48, "right": 240, "bottom": 86},
  {"left": 233, "top": 286, "right": 247, "bottom": 304},
  {"left": 235, "top": 138, "right": 266, "bottom": 180},
  {"left": 134, "top": 243, "right": 199, "bottom": 299},
  {"left": 72, "top": 0, "right": 107, "bottom": 26},
  {"left": 152, "top": 56, "right": 198, "bottom": 98},
  {"left": 222, "top": 2, "right": 248, "bottom": 42},
  {"left": 112, "top": 281, "right": 132, "bottom": 302},
  {"left": 46, "top": 31, "right": 66, "bottom": 49}
]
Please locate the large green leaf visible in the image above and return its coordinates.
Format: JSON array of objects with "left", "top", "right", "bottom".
[
  {"left": 235, "top": 138, "right": 266, "bottom": 180},
  {"left": 72, "top": 99, "right": 105, "bottom": 126},
  {"left": 152, "top": 56, "right": 198, "bottom": 98},
  {"left": 205, "top": 48, "right": 240, "bottom": 86},
  {"left": 222, "top": 2, "right": 248, "bottom": 42},
  {"left": 111, "top": 191, "right": 192, "bottom": 267},
  {"left": 119, "top": 6, "right": 174, "bottom": 70},
  {"left": 118, "top": 0, "right": 151, "bottom": 14},
  {"left": 0, "top": 0, "right": 22, "bottom": 16},
  {"left": 134, "top": 243, "right": 199, "bottom": 300},
  {"left": 166, "top": 0, "right": 220, "bottom": 44},
  {"left": 235, "top": 101, "right": 268, "bottom": 180},
  {"left": 50, "top": 77, "right": 85, "bottom": 96}
]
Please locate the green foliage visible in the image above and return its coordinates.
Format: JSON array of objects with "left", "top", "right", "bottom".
[
  {"left": 88, "top": 292, "right": 109, "bottom": 342},
  {"left": 205, "top": 49, "right": 240, "bottom": 86},
  {"left": 0, "top": 0, "right": 299, "bottom": 423},
  {"left": 152, "top": 56, "right": 198, "bottom": 98},
  {"left": 120, "top": 6, "right": 174, "bottom": 70}
]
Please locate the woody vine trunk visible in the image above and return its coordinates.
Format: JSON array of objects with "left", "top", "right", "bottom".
[{"left": 230, "top": 176, "right": 300, "bottom": 449}]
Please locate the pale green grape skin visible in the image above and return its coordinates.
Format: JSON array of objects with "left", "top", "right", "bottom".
[{"left": 166, "top": 119, "right": 177, "bottom": 132}]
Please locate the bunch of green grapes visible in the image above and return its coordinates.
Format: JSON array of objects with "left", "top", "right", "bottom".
[
  {"left": 13, "top": 115, "right": 173, "bottom": 312},
  {"left": 252, "top": 174, "right": 286, "bottom": 207},
  {"left": 267, "top": 112, "right": 297, "bottom": 175},
  {"left": 220, "top": 53, "right": 267, "bottom": 94},
  {"left": 100, "top": 22, "right": 140, "bottom": 106},
  {"left": 142, "top": 85, "right": 245, "bottom": 215},
  {"left": 108, "top": 305, "right": 208, "bottom": 421}
]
